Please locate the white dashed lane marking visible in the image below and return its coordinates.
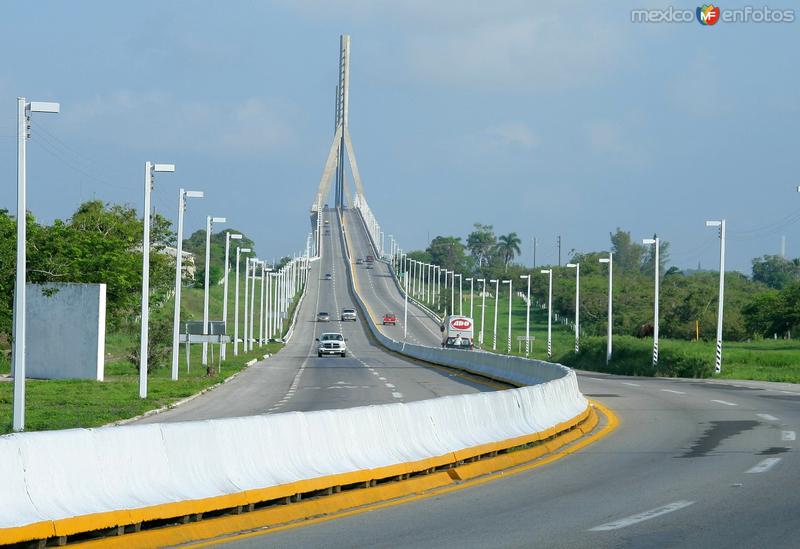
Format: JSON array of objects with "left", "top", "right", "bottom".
[
  {"left": 711, "top": 399, "right": 737, "bottom": 406},
  {"left": 746, "top": 458, "right": 781, "bottom": 474},
  {"left": 661, "top": 389, "right": 686, "bottom": 395},
  {"left": 589, "top": 501, "right": 695, "bottom": 532},
  {"left": 622, "top": 382, "right": 640, "bottom": 387},
  {"left": 757, "top": 413, "right": 778, "bottom": 421}
]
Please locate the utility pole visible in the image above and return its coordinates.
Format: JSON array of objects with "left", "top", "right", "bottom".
[
  {"left": 706, "top": 219, "right": 726, "bottom": 374},
  {"left": 557, "top": 235, "right": 562, "bottom": 267},
  {"left": 532, "top": 237, "right": 537, "bottom": 268}
]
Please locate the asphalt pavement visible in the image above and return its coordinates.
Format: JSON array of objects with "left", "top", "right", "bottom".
[
  {"left": 219, "top": 372, "right": 800, "bottom": 548},
  {"left": 137, "top": 208, "right": 489, "bottom": 424}
]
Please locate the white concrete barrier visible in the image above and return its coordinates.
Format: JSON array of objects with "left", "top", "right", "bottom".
[
  {"left": 1, "top": 379, "right": 586, "bottom": 537},
  {"left": 0, "top": 210, "right": 588, "bottom": 543}
]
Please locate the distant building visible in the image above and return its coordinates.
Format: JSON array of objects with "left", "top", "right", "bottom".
[{"left": 162, "top": 246, "right": 197, "bottom": 280}]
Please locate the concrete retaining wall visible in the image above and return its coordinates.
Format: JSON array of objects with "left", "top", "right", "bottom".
[{"left": 21, "top": 283, "right": 106, "bottom": 381}]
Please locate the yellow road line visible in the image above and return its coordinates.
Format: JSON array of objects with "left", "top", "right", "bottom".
[{"left": 137, "top": 401, "right": 619, "bottom": 549}]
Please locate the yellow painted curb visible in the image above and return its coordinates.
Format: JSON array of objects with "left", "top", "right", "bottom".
[{"left": 64, "top": 402, "right": 617, "bottom": 549}]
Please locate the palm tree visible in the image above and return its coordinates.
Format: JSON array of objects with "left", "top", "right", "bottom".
[{"left": 496, "top": 232, "right": 522, "bottom": 270}]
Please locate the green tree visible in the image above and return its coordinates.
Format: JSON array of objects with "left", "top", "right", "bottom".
[
  {"left": 426, "top": 236, "right": 469, "bottom": 273},
  {"left": 495, "top": 232, "right": 522, "bottom": 270},
  {"left": 466, "top": 223, "right": 496, "bottom": 268},
  {"left": 610, "top": 228, "right": 645, "bottom": 273},
  {"left": 752, "top": 255, "right": 800, "bottom": 290}
]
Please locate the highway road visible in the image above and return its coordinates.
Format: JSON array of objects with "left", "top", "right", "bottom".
[
  {"left": 138, "top": 208, "right": 492, "bottom": 424},
  {"left": 142, "top": 208, "right": 799, "bottom": 548},
  {"left": 218, "top": 373, "right": 799, "bottom": 548}
]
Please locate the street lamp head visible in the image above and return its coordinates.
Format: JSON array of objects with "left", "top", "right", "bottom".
[
  {"left": 599, "top": 258, "right": 610, "bottom": 264},
  {"left": 153, "top": 164, "right": 176, "bottom": 173},
  {"left": 642, "top": 238, "right": 657, "bottom": 245},
  {"left": 566, "top": 263, "right": 578, "bottom": 268},
  {"left": 490, "top": 279, "right": 498, "bottom": 283},
  {"left": 519, "top": 275, "right": 529, "bottom": 280},
  {"left": 240, "top": 247, "right": 252, "bottom": 253},
  {"left": 230, "top": 233, "right": 243, "bottom": 240},
  {"left": 211, "top": 216, "right": 226, "bottom": 223},
  {"left": 502, "top": 280, "right": 511, "bottom": 285},
  {"left": 29, "top": 101, "right": 60, "bottom": 113},
  {"left": 465, "top": 277, "right": 473, "bottom": 282},
  {"left": 477, "top": 278, "right": 485, "bottom": 282},
  {"left": 185, "top": 190, "right": 204, "bottom": 198},
  {"left": 540, "top": 269, "right": 551, "bottom": 274},
  {"left": 705, "top": 220, "right": 722, "bottom": 227}
]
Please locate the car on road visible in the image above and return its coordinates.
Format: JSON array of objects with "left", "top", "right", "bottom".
[
  {"left": 341, "top": 308, "right": 357, "bottom": 321},
  {"left": 317, "top": 332, "right": 347, "bottom": 357},
  {"left": 324, "top": 219, "right": 330, "bottom": 225},
  {"left": 317, "top": 311, "right": 330, "bottom": 322},
  {"left": 324, "top": 273, "right": 332, "bottom": 280},
  {"left": 356, "top": 258, "right": 363, "bottom": 265},
  {"left": 382, "top": 312, "right": 397, "bottom": 326}
]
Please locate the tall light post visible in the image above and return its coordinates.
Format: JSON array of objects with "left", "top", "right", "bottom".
[
  {"left": 171, "top": 189, "right": 204, "bottom": 380},
  {"left": 541, "top": 269, "right": 553, "bottom": 359},
  {"left": 503, "top": 279, "right": 512, "bottom": 353},
  {"left": 450, "top": 271, "right": 456, "bottom": 316},
  {"left": 220, "top": 232, "right": 242, "bottom": 361},
  {"left": 234, "top": 247, "right": 250, "bottom": 355},
  {"left": 454, "top": 274, "right": 463, "bottom": 315},
  {"left": 490, "top": 279, "right": 499, "bottom": 350},
  {"left": 566, "top": 263, "right": 580, "bottom": 353},
  {"left": 12, "top": 98, "right": 60, "bottom": 431},
  {"left": 403, "top": 271, "right": 409, "bottom": 341},
  {"left": 477, "top": 279, "right": 486, "bottom": 347},
  {"left": 202, "top": 216, "right": 226, "bottom": 365},
  {"left": 519, "top": 274, "right": 531, "bottom": 356},
  {"left": 599, "top": 253, "right": 613, "bottom": 364},
  {"left": 139, "top": 161, "right": 175, "bottom": 399},
  {"left": 259, "top": 262, "right": 268, "bottom": 346},
  {"left": 249, "top": 257, "right": 258, "bottom": 351},
  {"left": 465, "top": 277, "right": 474, "bottom": 319},
  {"left": 643, "top": 237, "right": 660, "bottom": 368},
  {"left": 706, "top": 220, "right": 726, "bottom": 373}
]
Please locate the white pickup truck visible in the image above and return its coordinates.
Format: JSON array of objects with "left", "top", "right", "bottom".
[{"left": 317, "top": 332, "right": 347, "bottom": 357}]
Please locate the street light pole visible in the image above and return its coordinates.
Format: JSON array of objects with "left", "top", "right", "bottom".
[
  {"left": 503, "top": 280, "right": 512, "bottom": 353},
  {"left": 465, "top": 277, "right": 474, "bottom": 319},
  {"left": 221, "top": 231, "right": 241, "bottom": 361},
  {"left": 234, "top": 247, "right": 250, "bottom": 356},
  {"left": 249, "top": 257, "right": 257, "bottom": 351},
  {"left": 477, "top": 279, "right": 486, "bottom": 347},
  {"left": 171, "top": 189, "right": 203, "bottom": 380},
  {"left": 541, "top": 269, "right": 553, "bottom": 359},
  {"left": 403, "top": 271, "right": 409, "bottom": 341},
  {"left": 455, "top": 274, "right": 462, "bottom": 315},
  {"left": 643, "top": 237, "right": 660, "bottom": 368},
  {"left": 520, "top": 275, "right": 531, "bottom": 356},
  {"left": 202, "top": 216, "right": 226, "bottom": 365},
  {"left": 599, "top": 253, "right": 613, "bottom": 364},
  {"left": 490, "top": 279, "right": 499, "bottom": 350},
  {"left": 243, "top": 257, "right": 251, "bottom": 354},
  {"left": 12, "top": 98, "right": 60, "bottom": 431},
  {"left": 140, "top": 161, "right": 175, "bottom": 399},
  {"left": 566, "top": 263, "right": 580, "bottom": 353},
  {"left": 706, "top": 220, "right": 726, "bottom": 373}
]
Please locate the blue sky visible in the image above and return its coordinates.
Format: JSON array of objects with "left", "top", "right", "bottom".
[{"left": 1, "top": 1, "right": 797, "bottom": 271}]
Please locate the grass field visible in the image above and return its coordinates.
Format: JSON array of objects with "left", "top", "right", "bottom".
[
  {"left": 412, "top": 286, "right": 800, "bottom": 383},
  {"left": 0, "top": 274, "right": 303, "bottom": 434}
]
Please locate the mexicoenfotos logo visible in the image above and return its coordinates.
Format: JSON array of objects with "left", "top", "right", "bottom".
[
  {"left": 631, "top": 5, "right": 795, "bottom": 23},
  {"left": 697, "top": 4, "right": 721, "bottom": 25}
]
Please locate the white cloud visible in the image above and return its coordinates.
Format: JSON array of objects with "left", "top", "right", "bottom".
[
  {"left": 486, "top": 122, "right": 540, "bottom": 149},
  {"left": 404, "top": 13, "right": 623, "bottom": 93},
  {"left": 61, "top": 91, "right": 297, "bottom": 157}
]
